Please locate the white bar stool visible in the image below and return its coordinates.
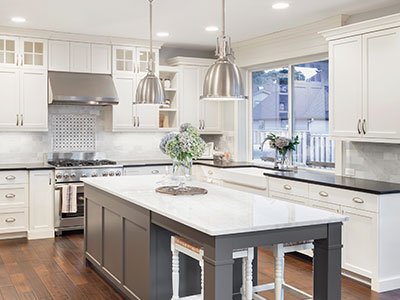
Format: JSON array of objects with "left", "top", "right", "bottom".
[
  {"left": 253, "top": 242, "right": 314, "bottom": 300},
  {"left": 171, "top": 236, "right": 254, "bottom": 300}
]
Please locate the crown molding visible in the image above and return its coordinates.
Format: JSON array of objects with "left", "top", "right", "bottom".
[{"left": 167, "top": 56, "right": 215, "bottom": 66}]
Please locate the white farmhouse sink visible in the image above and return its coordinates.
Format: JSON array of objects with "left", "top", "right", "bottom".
[{"left": 220, "top": 167, "right": 269, "bottom": 190}]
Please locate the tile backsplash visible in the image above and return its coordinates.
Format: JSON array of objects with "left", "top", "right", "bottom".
[
  {"left": 0, "top": 105, "right": 227, "bottom": 164},
  {"left": 343, "top": 141, "right": 400, "bottom": 183}
]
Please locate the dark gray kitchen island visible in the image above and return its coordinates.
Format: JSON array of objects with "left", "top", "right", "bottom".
[{"left": 83, "top": 175, "right": 347, "bottom": 300}]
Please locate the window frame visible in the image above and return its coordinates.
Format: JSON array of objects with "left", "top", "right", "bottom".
[{"left": 246, "top": 54, "right": 341, "bottom": 173}]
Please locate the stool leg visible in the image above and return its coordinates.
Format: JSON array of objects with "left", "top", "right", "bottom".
[
  {"left": 171, "top": 249, "right": 180, "bottom": 300},
  {"left": 241, "top": 256, "right": 247, "bottom": 298},
  {"left": 245, "top": 249, "right": 254, "bottom": 300},
  {"left": 200, "top": 260, "right": 204, "bottom": 299},
  {"left": 274, "top": 244, "right": 284, "bottom": 300}
]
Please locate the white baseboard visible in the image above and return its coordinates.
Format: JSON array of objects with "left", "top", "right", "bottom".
[
  {"left": 372, "top": 276, "right": 400, "bottom": 293},
  {"left": 28, "top": 229, "right": 55, "bottom": 240},
  {"left": 0, "top": 232, "right": 27, "bottom": 240}
]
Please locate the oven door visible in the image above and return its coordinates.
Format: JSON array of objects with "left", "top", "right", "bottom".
[{"left": 54, "top": 183, "right": 85, "bottom": 230}]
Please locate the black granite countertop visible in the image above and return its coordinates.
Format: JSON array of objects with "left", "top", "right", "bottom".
[
  {"left": 119, "top": 159, "right": 173, "bottom": 167},
  {"left": 193, "top": 160, "right": 400, "bottom": 195},
  {"left": 0, "top": 163, "right": 55, "bottom": 171}
]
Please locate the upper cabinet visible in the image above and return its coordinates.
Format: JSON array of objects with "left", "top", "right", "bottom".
[
  {"left": 323, "top": 15, "right": 400, "bottom": 142},
  {"left": 0, "top": 36, "right": 47, "bottom": 131},
  {"left": 111, "top": 46, "right": 160, "bottom": 132},
  {"left": 178, "top": 61, "right": 222, "bottom": 134},
  {"left": 49, "top": 40, "right": 111, "bottom": 74}
]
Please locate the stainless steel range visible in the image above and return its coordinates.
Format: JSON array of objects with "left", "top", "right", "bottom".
[{"left": 47, "top": 152, "right": 123, "bottom": 234}]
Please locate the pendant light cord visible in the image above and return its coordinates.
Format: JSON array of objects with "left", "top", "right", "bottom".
[
  {"left": 148, "top": 0, "right": 154, "bottom": 73},
  {"left": 222, "top": 0, "right": 226, "bottom": 37}
]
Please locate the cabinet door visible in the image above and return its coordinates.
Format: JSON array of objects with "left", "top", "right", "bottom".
[
  {"left": 48, "top": 40, "right": 70, "bottom": 71},
  {"left": 20, "top": 38, "right": 47, "bottom": 69},
  {"left": 363, "top": 28, "right": 400, "bottom": 139},
  {"left": 135, "top": 104, "right": 159, "bottom": 129},
  {"left": 0, "top": 36, "right": 19, "bottom": 67},
  {"left": 28, "top": 171, "right": 54, "bottom": 239},
  {"left": 91, "top": 44, "right": 111, "bottom": 74},
  {"left": 112, "top": 76, "right": 135, "bottom": 130},
  {"left": 309, "top": 199, "right": 341, "bottom": 214},
  {"left": 0, "top": 68, "right": 20, "bottom": 129},
  {"left": 342, "top": 206, "right": 377, "bottom": 278},
  {"left": 199, "top": 66, "right": 222, "bottom": 133},
  {"left": 70, "top": 42, "right": 91, "bottom": 73},
  {"left": 20, "top": 69, "right": 48, "bottom": 130},
  {"left": 329, "top": 36, "right": 363, "bottom": 138},
  {"left": 180, "top": 66, "right": 201, "bottom": 128},
  {"left": 136, "top": 47, "right": 159, "bottom": 77},
  {"left": 113, "top": 46, "right": 136, "bottom": 75}
]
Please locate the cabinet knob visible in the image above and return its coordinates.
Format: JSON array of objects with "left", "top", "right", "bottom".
[
  {"left": 207, "top": 170, "right": 213, "bottom": 175},
  {"left": 319, "top": 191, "right": 329, "bottom": 197},
  {"left": 5, "top": 175, "right": 16, "bottom": 181},
  {"left": 5, "top": 217, "right": 16, "bottom": 223},
  {"left": 5, "top": 193, "right": 16, "bottom": 199},
  {"left": 151, "top": 170, "right": 160, "bottom": 174},
  {"left": 283, "top": 184, "right": 292, "bottom": 191},
  {"left": 352, "top": 197, "right": 364, "bottom": 204}
]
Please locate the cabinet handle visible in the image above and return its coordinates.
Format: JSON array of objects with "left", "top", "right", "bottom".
[
  {"left": 5, "top": 217, "right": 16, "bottom": 223},
  {"left": 20, "top": 54, "right": 24, "bottom": 66},
  {"left": 5, "top": 175, "right": 16, "bottom": 181},
  {"left": 283, "top": 184, "right": 292, "bottom": 191},
  {"left": 5, "top": 193, "right": 16, "bottom": 199},
  {"left": 202, "top": 120, "right": 205, "bottom": 130},
  {"left": 137, "top": 116, "right": 140, "bottom": 127},
  {"left": 357, "top": 119, "right": 361, "bottom": 134},
  {"left": 20, "top": 114, "right": 23, "bottom": 126},
  {"left": 362, "top": 119, "right": 366, "bottom": 135},
  {"left": 352, "top": 197, "right": 364, "bottom": 204},
  {"left": 133, "top": 116, "right": 137, "bottom": 127},
  {"left": 16, "top": 114, "right": 19, "bottom": 126},
  {"left": 319, "top": 191, "right": 329, "bottom": 197},
  {"left": 151, "top": 170, "right": 160, "bottom": 174},
  {"left": 207, "top": 170, "right": 213, "bottom": 175},
  {"left": 199, "top": 120, "right": 202, "bottom": 130}
]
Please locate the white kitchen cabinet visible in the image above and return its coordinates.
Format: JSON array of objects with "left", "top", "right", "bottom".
[
  {"left": 28, "top": 170, "right": 54, "bottom": 240},
  {"left": 0, "top": 67, "right": 47, "bottom": 131},
  {"left": 329, "top": 36, "right": 363, "bottom": 138},
  {"left": 362, "top": 28, "right": 400, "bottom": 139},
  {"left": 136, "top": 47, "right": 159, "bottom": 77},
  {"left": 324, "top": 16, "right": 400, "bottom": 142},
  {"left": 112, "top": 76, "right": 136, "bottom": 131},
  {"left": 20, "top": 38, "right": 47, "bottom": 69},
  {"left": 48, "top": 40, "right": 70, "bottom": 71},
  {"left": 70, "top": 42, "right": 91, "bottom": 73},
  {"left": 20, "top": 69, "right": 48, "bottom": 130},
  {"left": 0, "top": 68, "right": 20, "bottom": 129},
  {"left": 179, "top": 64, "right": 222, "bottom": 133},
  {"left": 91, "top": 44, "right": 111, "bottom": 74},
  {"left": 124, "top": 165, "right": 168, "bottom": 176},
  {"left": 342, "top": 206, "right": 377, "bottom": 279},
  {"left": 199, "top": 66, "right": 222, "bottom": 133},
  {"left": 134, "top": 104, "right": 159, "bottom": 129},
  {"left": 0, "top": 36, "right": 19, "bottom": 67},
  {"left": 113, "top": 46, "right": 136, "bottom": 75}
]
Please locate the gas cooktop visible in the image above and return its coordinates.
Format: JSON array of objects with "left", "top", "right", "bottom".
[{"left": 48, "top": 159, "right": 117, "bottom": 168}]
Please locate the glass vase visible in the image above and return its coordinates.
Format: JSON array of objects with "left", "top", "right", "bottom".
[
  {"left": 279, "top": 150, "right": 290, "bottom": 170},
  {"left": 172, "top": 158, "right": 193, "bottom": 189}
]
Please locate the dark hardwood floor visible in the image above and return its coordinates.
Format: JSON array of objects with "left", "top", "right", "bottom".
[{"left": 0, "top": 232, "right": 399, "bottom": 299}]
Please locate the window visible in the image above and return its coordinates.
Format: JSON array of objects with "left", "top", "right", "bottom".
[{"left": 251, "top": 60, "right": 334, "bottom": 169}]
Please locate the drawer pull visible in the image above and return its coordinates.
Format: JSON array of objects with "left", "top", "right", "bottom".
[
  {"left": 319, "top": 191, "right": 329, "bottom": 197},
  {"left": 283, "top": 184, "right": 292, "bottom": 191},
  {"left": 151, "top": 170, "right": 160, "bottom": 174},
  {"left": 5, "top": 217, "right": 16, "bottom": 223},
  {"left": 352, "top": 197, "right": 364, "bottom": 204},
  {"left": 5, "top": 193, "right": 16, "bottom": 199},
  {"left": 208, "top": 170, "right": 213, "bottom": 175},
  {"left": 5, "top": 175, "right": 16, "bottom": 181}
]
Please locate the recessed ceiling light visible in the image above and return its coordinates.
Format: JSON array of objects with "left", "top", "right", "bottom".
[
  {"left": 205, "top": 26, "right": 219, "bottom": 32},
  {"left": 156, "top": 32, "right": 169, "bottom": 37},
  {"left": 272, "top": 2, "right": 290, "bottom": 10},
  {"left": 11, "top": 16, "right": 26, "bottom": 23}
]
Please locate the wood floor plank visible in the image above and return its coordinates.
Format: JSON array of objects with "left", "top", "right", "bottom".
[{"left": 0, "top": 285, "right": 20, "bottom": 299}]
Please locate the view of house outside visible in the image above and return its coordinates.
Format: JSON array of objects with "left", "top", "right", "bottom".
[{"left": 252, "top": 60, "right": 334, "bottom": 168}]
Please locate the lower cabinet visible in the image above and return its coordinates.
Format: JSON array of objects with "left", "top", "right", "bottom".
[
  {"left": 85, "top": 186, "right": 151, "bottom": 300},
  {"left": 124, "top": 165, "right": 169, "bottom": 176},
  {"left": 342, "top": 206, "right": 377, "bottom": 279},
  {"left": 28, "top": 170, "right": 54, "bottom": 239}
]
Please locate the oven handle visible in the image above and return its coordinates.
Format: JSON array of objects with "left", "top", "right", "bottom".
[{"left": 55, "top": 183, "right": 85, "bottom": 189}]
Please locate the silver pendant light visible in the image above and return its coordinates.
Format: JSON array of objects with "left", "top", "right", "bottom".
[
  {"left": 136, "top": 0, "right": 166, "bottom": 105},
  {"left": 200, "top": 0, "right": 247, "bottom": 101}
]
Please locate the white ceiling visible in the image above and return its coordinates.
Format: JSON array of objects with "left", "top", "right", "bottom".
[{"left": 0, "top": 0, "right": 398, "bottom": 48}]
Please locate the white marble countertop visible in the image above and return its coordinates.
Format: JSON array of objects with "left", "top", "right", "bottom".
[{"left": 83, "top": 175, "right": 347, "bottom": 236}]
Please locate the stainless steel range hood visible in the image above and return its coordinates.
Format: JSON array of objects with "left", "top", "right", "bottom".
[{"left": 48, "top": 72, "right": 119, "bottom": 106}]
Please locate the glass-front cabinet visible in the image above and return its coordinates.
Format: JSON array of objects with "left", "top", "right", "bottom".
[{"left": 0, "top": 36, "right": 18, "bottom": 66}]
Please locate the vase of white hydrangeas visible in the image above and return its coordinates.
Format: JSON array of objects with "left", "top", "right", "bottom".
[
  {"left": 263, "top": 133, "right": 299, "bottom": 169},
  {"left": 160, "top": 123, "right": 206, "bottom": 187}
]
